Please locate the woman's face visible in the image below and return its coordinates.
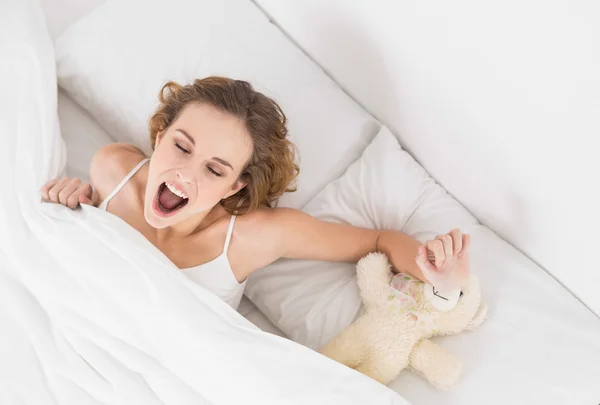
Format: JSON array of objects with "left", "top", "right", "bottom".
[{"left": 144, "top": 103, "right": 253, "bottom": 229}]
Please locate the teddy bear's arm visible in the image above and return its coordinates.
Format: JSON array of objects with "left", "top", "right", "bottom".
[{"left": 356, "top": 252, "right": 394, "bottom": 307}]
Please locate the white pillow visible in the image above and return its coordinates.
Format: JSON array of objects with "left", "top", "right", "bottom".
[
  {"left": 54, "top": 0, "right": 378, "bottom": 209},
  {"left": 245, "top": 126, "right": 480, "bottom": 349}
]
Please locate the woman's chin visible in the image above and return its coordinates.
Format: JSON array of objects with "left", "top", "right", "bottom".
[{"left": 143, "top": 205, "right": 172, "bottom": 229}]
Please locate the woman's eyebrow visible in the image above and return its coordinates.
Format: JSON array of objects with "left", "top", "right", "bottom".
[
  {"left": 212, "top": 157, "right": 233, "bottom": 170},
  {"left": 175, "top": 129, "right": 195, "bottom": 145}
]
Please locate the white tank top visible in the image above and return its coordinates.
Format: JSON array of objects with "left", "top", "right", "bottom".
[{"left": 98, "top": 157, "right": 246, "bottom": 309}]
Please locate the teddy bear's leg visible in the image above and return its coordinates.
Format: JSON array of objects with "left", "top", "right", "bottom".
[
  {"left": 409, "top": 339, "right": 462, "bottom": 390},
  {"left": 319, "top": 325, "right": 368, "bottom": 369},
  {"left": 355, "top": 351, "right": 407, "bottom": 386}
]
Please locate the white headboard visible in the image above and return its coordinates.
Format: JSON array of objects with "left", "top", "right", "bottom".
[{"left": 254, "top": 0, "right": 600, "bottom": 315}]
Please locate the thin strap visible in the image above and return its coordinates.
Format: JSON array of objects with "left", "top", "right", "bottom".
[
  {"left": 222, "top": 215, "right": 237, "bottom": 254},
  {"left": 98, "top": 158, "right": 149, "bottom": 211}
]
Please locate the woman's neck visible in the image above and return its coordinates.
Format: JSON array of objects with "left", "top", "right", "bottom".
[{"left": 153, "top": 204, "right": 224, "bottom": 243}]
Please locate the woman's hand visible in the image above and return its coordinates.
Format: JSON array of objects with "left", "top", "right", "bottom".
[
  {"left": 415, "top": 228, "right": 471, "bottom": 292},
  {"left": 41, "top": 177, "right": 99, "bottom": 209}
]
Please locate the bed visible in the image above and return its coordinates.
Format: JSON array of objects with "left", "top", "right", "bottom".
[
  {"left": 2, "top": 0, "right": 599, "bottom": 404},
  {"left": 57, "top": 88, "right": 600, "bottom": 404}
]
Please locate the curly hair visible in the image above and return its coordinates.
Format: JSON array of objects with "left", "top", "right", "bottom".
[{"left": 148, "top": 77, "right": 299, "bottom": 215}]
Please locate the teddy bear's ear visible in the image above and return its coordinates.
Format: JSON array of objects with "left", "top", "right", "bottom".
[{"left": 465, "top": 302, "right": 488, "bottom": 331}]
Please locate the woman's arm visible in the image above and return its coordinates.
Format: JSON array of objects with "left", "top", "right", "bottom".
[
  {"left": 265, "top": 208, "right": 423, "bottom": 281},
  {"left": 264, "top": 207, "right": 470, "bottom": 289}
]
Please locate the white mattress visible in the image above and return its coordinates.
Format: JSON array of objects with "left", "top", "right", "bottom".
[{"left": 57, "top": 89, "right": 288, "bottom": 338}]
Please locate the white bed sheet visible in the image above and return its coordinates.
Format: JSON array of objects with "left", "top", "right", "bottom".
[
  {"left": 389, "top": 226, "right": 600, "bottom": 404},
  {"left": 57, "top": 89, "right": 289, "bottom": 338}
]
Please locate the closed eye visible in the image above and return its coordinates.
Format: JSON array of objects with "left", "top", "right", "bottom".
[
  {"left": 208, "top": 167, "right": 222, "bottom": 177},
  {"left": 175, "top": 143, "right": 190, "bottom": 154}
]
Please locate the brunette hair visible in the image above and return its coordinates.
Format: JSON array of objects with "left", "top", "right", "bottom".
[{"left": 148, "top": 77, "right": 299, "bottom": 214}]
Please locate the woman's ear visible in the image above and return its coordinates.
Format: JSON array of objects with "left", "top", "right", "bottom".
[
  {"left": 223, "top": 180, "right": 247, "bottom": 200},
  {"left": 154, "top": 131, "right": 164, "bottom": 149}
]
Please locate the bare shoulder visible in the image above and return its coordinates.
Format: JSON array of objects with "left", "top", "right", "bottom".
[
  {"left": 235, "top": 206, "right": 300, "bottom": 231},
  {"left": 233, "top": 207, "right": 312, "bottom": 251},
  {"left": 90, "top": 143, "right": 147, "bottom": 198},
  {"left": 235, "top": 206, "right": 325, "bottom": 243},
  {"left": 226, "top": 206, "right": 297, "bottom": 275}
]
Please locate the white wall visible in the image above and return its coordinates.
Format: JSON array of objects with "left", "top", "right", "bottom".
[{"left": 255, "top": 0, "right": 600, "bottom": 315}]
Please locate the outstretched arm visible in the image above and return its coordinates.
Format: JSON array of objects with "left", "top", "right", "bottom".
[{"left": 264, "top": 208, "right": 471, "bottom": 289}]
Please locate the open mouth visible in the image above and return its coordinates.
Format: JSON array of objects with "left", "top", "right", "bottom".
[{"left": 153, "top": 182, "right": 189, "bottom": 218}]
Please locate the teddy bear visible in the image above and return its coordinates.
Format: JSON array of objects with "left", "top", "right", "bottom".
[{"left": 319, "top": 252, "right": 487, "bottom": 389}]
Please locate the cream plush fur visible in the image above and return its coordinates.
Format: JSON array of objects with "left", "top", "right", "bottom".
[{"left": 319, "top": 252, "right": 487, "bottom": 389}]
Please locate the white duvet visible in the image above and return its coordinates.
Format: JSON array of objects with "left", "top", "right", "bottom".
[{"left": 0, "top": 2, "right": 406, "bottom": 404}]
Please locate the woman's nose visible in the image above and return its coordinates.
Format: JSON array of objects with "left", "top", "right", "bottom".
[{"left": 176, "top": 168, "right": 194, "bottom": 184}]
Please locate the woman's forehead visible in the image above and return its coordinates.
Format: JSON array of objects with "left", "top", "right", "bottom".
[{"left": 174, "top": 104, "right": 253, "bottom": 163}]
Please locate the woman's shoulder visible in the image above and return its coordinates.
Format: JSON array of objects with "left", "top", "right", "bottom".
[
  {"left": 93, "top": 143, "right": 146, "bottom": 166},
  {"left": 226, "top": 206, "right": 296, "bottom": 276},
  {"left": 90, "top": 143, "right": 147, "bottom": 195},
  {"left": 234, "top": 206, "right": 301, "bottom": 241},
  {"left": 236, "top": 205, "right": 295, "bottom": 223}
]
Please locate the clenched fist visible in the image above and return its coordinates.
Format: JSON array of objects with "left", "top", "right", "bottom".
[
  {"left": 41, "top": 177, "right": 99, "bottom": 209},
  {"left": 415, "top": 228, "right": 471, "bottom": 292}
]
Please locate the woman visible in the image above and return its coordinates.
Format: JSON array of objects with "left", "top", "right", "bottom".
[{"left": 42, "top": 77, "right": 470, "bottom": 309}]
